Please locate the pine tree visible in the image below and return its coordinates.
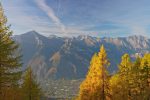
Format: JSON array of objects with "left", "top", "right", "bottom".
[
  {"left": 0, "top": 3, "right": 22, "bottom": 99},
  {"left": 22, "top": 67, "right": 42, "bottom": 100},
  {"left": 77, "top": 45, "right": 110, "bottom": 100}
]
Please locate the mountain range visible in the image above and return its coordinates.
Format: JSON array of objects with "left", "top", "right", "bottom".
[{"left": 14, "top": 31, "right": 150, "bottom": 80}]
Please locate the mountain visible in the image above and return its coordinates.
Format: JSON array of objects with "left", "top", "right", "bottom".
[{"left": 14, "top": 31, "right": 150, "bottom": 80}]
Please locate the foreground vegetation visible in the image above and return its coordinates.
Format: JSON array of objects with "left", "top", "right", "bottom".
[
  {"left": 0, "top": 4, "right": 42, "bottom": 100},
  {"left": 76, "top": 45, "right": 150, "bottom": 100}
]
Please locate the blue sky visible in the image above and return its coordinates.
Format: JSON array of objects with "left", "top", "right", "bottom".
[{"left": 2, "top": 0, "right": 150, "bottom": 37}]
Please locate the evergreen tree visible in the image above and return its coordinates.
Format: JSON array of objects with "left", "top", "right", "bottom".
[
  {"left": 0, "top": 3, "right": 22, "bottom": 99},
  {"left": 76, "top": 45, "right": 110, "bottom": 100},
  {"left": 22, "top": 67, "right": 42, "bottom": 100}
]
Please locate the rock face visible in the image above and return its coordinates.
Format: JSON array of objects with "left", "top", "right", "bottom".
[{"left": 14, "top": 31, "right": 150, "bottom": 80}]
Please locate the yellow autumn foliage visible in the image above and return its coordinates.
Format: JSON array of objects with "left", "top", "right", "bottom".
[{"left": 76, "top": 45, "right": 110, "bottom": 100}]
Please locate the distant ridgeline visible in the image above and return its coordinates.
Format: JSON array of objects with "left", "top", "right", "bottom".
[{"left": 14, "top": 31, "right": 150, "bottom": 80}]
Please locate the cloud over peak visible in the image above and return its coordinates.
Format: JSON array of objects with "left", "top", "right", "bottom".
[{"left": 35, "top": 0, "right": 66, "bottom": 33}]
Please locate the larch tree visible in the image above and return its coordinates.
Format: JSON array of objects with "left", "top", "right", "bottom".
[
  {"left": 140, "top": 53, "right": 150, "bottom": 99},
  {"left": 76, "top": 45, "right": 110, "bottom": 100},
  {"left": 117, "top": 54, "right": 133, "bottom": 100},
  {"left": 109, "top": 73, "right": 122, "bottom": 100},
  {"left": 130, "top": 57, "right": 144, "bottom": 100},
  {"left": 22, "top": 67, "right": 42, "bottom": 100},
  {"left": 110, "top": 55, "right": 140, "bottom": 100},
  {"left": 0, "top": 3, "right": 22, "bottom": 99},
  {"left": 110, "top": 54, "right": 150, "bottom": 100}
]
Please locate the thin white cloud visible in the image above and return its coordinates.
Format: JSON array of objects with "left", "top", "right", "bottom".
[
  {"left": 4, "top": 5, "right": 90, "bottom": 36},
  {"left": 131, "top": 25, "right": 147, "bottom": 36},
  {"left": 35, "top": 0, "right": 66, "bottom": 33}
]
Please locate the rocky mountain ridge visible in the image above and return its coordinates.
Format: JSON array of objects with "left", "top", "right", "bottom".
[{"left": 14, "top": 31, "right": 150, "bottom": 80}]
